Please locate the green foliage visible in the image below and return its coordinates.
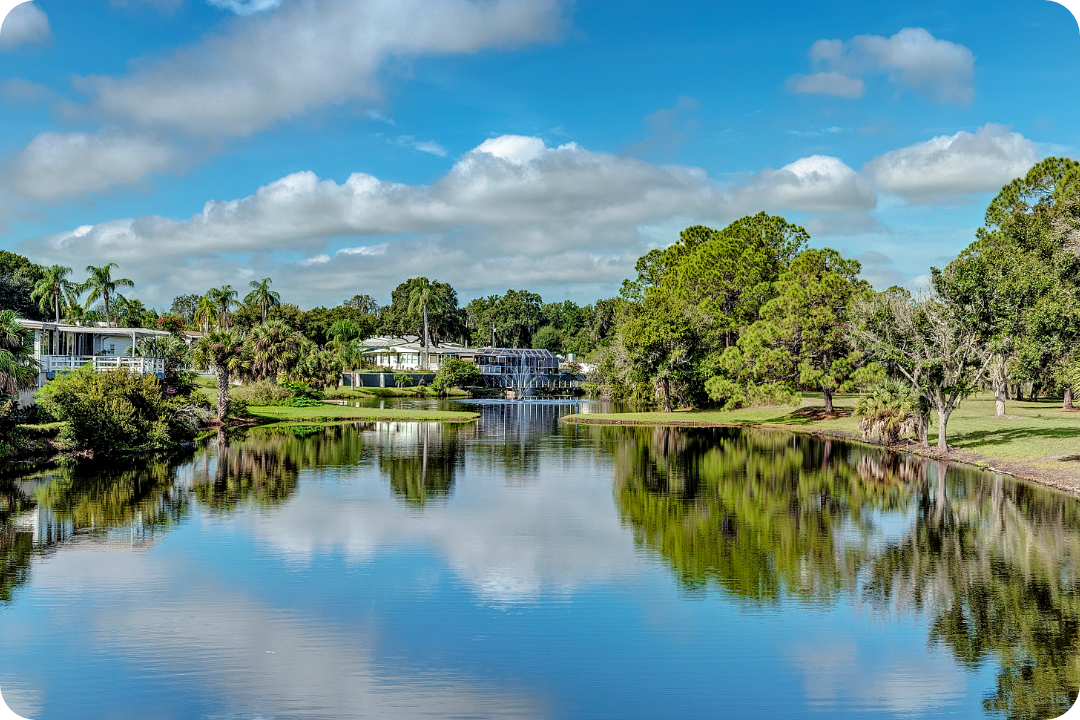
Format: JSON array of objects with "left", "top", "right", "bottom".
[
  {"left": 0, "top": 309, "right": 38, "bottom": 396},
  {"left": 231, "top": 380, "right": 295, "bottom": 406},
  {"left": 381, "top": 277, "right": 464, "bottom": 344},
  {"left": 854, "top": 378, "right": 918, "bottom": 444},
  {"left": 466, "top": 289, "right": 544, "bottom": 348},
  {"left": 432, "top": 358, "right": 482, "bottom": 395},
  {"left": 36, "top": 366, "right": 197, "bottom": 457},
  {"left": 80, "top": 263, "right": 134, "bottom": 327}
]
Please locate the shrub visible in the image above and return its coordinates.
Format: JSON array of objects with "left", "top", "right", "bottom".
[
  {"left": 855, "top": 378, "right": 918, "bottom": 444},
  {"left": 37, "top": 366, "right": 197, "bottom": 457},
  {"left": 231, "top": 380, "right": 295, "bottom": 406},
  {"left": 704, "top": 377, "right": 798, "bottom": 411},
  {"left": 433, "top": 359, "right": 482, "bottom": 395}
]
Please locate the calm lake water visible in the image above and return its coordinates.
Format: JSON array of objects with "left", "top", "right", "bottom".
[{"left": 1, "top": 399, "right": 1078, "bottom": 720}]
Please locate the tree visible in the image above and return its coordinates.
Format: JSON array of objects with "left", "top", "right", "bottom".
[
  {"left": 466, "top": 289, "right": 544, "bottom": 348},
  {"left": 408, "top": 278, "right": 443, "bottom": 369},
  {"left": 342, "top": 294, "right": 379, "bottom": 315},
  {"left": 194, "top": 295, "right": 218, "bottom": 333},
  {"left": 206, "top": 286, "right": 239, "bottom": 330},
  {"left": 850, "top": 290, "right": 991, "bottom": 452},
  {"left": 246, "top": 320, "right": 304, "bottom": 381},
  {"left": 170, "top": 294, "right": 202, "bottom": 326},
  {"left": 432, "top": 358, "right": 482, "bottom": 396},
  {"left": 192, "top": 329, "right": 247, "bottom": 420},
  {"left": 244, "top": 277, "right": 280, "bottom": 323},
  {"left": 719, "top": 249, "right": 869, "bottom": 414},
  {"left": 80, "top": 263, "right": 134, "bottom": 328},
  {"left": 30, "top": 265, "right": 76, "bottom": 323},
  {"left": 0, "top": 310, "right": 38, "bottom": 397},
  {"left": 615, "top": 289, "right": 698, "bottom": 412}
]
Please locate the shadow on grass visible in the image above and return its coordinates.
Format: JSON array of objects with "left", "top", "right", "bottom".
[
  {"left": 947, "top": 426, "right": 1080, "bottom": 450},
  {"left": 759, "top": 406, "right": 852, "bottom": 426}
]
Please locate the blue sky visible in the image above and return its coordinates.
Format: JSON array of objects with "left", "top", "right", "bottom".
[{"left": 0, "top": 0, "right": 1076, "bottom": 309}]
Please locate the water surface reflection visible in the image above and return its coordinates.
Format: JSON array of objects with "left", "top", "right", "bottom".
[{"left": 0, "top": 407, "right": 1076, "bottom": 719}]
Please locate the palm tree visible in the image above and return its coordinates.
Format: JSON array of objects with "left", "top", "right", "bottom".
[
  {"left": 408, "top": 278, "right": 443, "bottom": 370},
  {"left": 244, "top": 278, "right": 280, "bottom": 324},
  {"left": 206, "top": 286, "right": 239, "bottom": 330},
  {"left": 80, "top": 264, "right": 134, "bottom": 328},
  {"left": 192, "top": 329, "right": 247, "bottom": 420},
  {"left": 247, "top": 320, "right": 303, "bottom": 381},
  {"left": 194, "top": 295, "right": 218, "bottom": 333},
  {"left": 0, "top": 310, "right": 38, "bottom": 397},
  {"left": 30, "top": 265, "right": 76, "bottom": 323}
]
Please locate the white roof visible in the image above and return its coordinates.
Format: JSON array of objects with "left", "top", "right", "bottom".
[
  {"left": 16, "top": 319, "right": 172, "bottom": 337},
  {"left": 360, "top": 336, "right": 465, "bottom": 353}
]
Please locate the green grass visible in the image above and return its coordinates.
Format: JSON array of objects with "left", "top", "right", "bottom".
[
  {"left": 565, "top": 392, "right": 1080, "bottom": 486},
  {"left": 15, "top": 422, "right": 66, "bottom": 439},
  {"left": 246, "top": 404, "right": 480, "bottom": 424}
]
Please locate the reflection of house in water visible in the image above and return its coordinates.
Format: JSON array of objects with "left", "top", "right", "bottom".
[
  {"left": 374, "top": 422, "right": 467, "bottom": 507},
  {"left": 466, "top": 401, "right": 582, "bottom": 478}
]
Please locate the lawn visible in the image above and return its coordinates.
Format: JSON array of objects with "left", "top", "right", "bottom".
[
  {"left": 246, "top": 403, "right": 480, "bottom": 424},
  {"left": 565, "top": 392, "right": 1080, "bottom": 491}
]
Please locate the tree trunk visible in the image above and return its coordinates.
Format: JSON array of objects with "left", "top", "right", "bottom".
[
  {"left": 661, "top": 377, "right": 672, "bottom": 413},
  {"left": 54, "top": 290, "right": 60, "bottom": 323},
  {"left": 823, "top": 387, "right": 834, "bottom": 415},
  {"left": 422, "top": 302, "right": 430, "bottom": 370},
  {"left": 989, "top": 356, "right": 1007, "bottom": 416},
  {"left": 217, "top": 369, "right": 231, "bottom": 420},
  {"left": 916, "top": 411, "right": 929, "bottom": 447},
  {"left": 104, "top": 291, "right": 111, "bottom": 328},
  {"left": 1065, "top": 387, "right": 1074, "bottom": 410},
  {"left": 935, "top": 405, "right": 951, "bottom": 453},
  {"left": 1014, "top": 383, "right": 1024, "bottom": 402}
]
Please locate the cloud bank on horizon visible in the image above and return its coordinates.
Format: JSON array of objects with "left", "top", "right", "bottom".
[
  {"left": 0, "top": 0, "right": 1076, "bottom": 307},
  {"left": 22, "top": 123, "right": 1039, "bottom": 304}
]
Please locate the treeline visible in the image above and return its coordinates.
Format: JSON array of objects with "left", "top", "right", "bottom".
[{"left": 590, "top": 158, "right": 1080, "bottom": 452}]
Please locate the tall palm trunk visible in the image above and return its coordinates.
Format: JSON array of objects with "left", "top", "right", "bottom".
[
  {"left": 53, "top": 289, "right": 60, "bottom": 323},
  {"left": 422, "top": 301, "right": 430, "bottom": 370},
  {"left": 104, "top": 291, "right": 111, "bottom": 327},
  {"left": 217, "top": 368, "right": 231, "bottom": 420}
]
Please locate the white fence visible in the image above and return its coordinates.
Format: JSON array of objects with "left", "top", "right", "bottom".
[{"left": 41, "top": 355, "right": 166, "bottom": 375}]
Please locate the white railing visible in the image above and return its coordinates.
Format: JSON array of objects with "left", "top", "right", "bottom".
[{"left": 41, "top": 355, "right": 165, "bottom": 375}]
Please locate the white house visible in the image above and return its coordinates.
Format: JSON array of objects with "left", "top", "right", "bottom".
[
  {"left": 17, "top": 320, "right": 171, "bottom": 391},
  {"left": 360, "top": 336, "right": 467, "bottom": 372}
]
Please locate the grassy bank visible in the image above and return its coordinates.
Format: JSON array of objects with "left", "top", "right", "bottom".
[
  {"left": 246, "top": 404, "right": 480, "bottom": 424},
  {"left": 564, "top": 393, "right": 1080, "bottom": 492}
]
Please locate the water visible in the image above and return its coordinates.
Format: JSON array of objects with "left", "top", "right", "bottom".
[{"left": 0, "top": 400, "right": 1077, "bottom": 719}]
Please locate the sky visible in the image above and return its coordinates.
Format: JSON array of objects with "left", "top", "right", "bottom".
[{"left": 0, "top": 0, "right": 1077, "bottom": 310}]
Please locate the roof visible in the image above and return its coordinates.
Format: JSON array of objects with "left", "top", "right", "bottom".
[
  {"left": 465, "top": 348, "right": 558, "bottom": 358},
  {"left": 359, "top": 336, "right": 466, "bottom": 352},
  {"left": 16, "top": 319, "right": 172, "bottom": 337}
]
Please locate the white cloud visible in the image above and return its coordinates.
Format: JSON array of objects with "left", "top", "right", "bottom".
[
  {"left": 205, "top": 0, "right": 282, "bottom": 15},
  {"left": 5, "top": 131, "right": 181, "bottom": 203},
  {"left": 0, "top": 2, "right": 51, "bottom": 51},
  {"left": 786, "top": 28, "right": 975, "bottom": 105},
  {"left": 743, "top": 155, "right": 876, "bottom": 214},
  {"left": 74, "top": 0, "right": 563, "bottom": 137},
  {"left": 865, "top": 123, "right": 1040, "bottom": 203},
  {"left": 14, "top": 128, "right": 1039, "bottom": 306},
  {"left": 391, "top": 135, "right": 447, "bottom": 156},
  {"left": 784, "top": 72, "right": 864, "bottom": 99}
]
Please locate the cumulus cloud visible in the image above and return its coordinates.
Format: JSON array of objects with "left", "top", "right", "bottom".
[
  {"left": 784, "top": 72, "right": 864, "bottom": 99},
  {"left": 785, "top": 28, "right": 975, "bottom": 105},
  {"left": 5, "top": 131, "right": 182, "bottom": 203},
  {"left": 15, "top": 128, "right": 1040, "bottom": 306},
  {"left": 864, "top": 123, "right": 1040, "bottom": 203},
  {"left": 0, "top": 2, "right": 51, "bottom": 51},
  {"left": 73, "top": 0, "right": 563, "bottom": 137},
  {"left": 741, "top": 155, "right": 876, "bottom": 214}
]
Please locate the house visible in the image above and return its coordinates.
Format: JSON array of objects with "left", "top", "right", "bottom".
[
  {"left": 360, "top": 336, "right": 467, "bottom": 372},
  {"left": 17, "top": 319, "right": 170, "bottom": 393}
]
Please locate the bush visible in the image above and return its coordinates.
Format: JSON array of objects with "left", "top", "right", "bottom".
[
  {"left": 432, "top": 359, "right": 482, "bottom": 396},
  {"left": 855, "top": 378, "right": 918, "bottom": 444},
  {"left": 37, "top": 366, "right": 197, "bottom": 457},
  {"left": 231, "top": 380, "right": 295, "bottom": 406}
]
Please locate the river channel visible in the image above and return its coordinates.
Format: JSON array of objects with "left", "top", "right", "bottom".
[{"left": 0, "top": 399, "right": 1077, "bottom": 719}]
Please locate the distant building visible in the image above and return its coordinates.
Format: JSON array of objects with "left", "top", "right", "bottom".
[{"left": 360, "top": 336, "right": 467, "bottom": 372}]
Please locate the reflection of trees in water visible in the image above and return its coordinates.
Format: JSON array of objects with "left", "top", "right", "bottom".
[
  {"left": 613, "top": 425, "right": 1080, "bottom": 720},
  {"left": 377, "top": 422, "right": 465, "bottom": 507},
  {"left": 1, "top": 460, "right": 187, "bottom": 606},
  {"left": 865, "top": 462, "right": 1080, "bottom": 720},
  {"left": 190, "top": 430, "right": 305, "bottom": 512},
  {"left": 614, "top": 427, "right": 909, "bottom": 602}
]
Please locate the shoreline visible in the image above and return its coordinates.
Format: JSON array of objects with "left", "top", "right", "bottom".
[{"left": 561, "top": 413, "right": 1080, "bottom": 498}]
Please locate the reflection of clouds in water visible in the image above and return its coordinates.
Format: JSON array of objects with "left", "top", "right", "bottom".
[
  {"left": 24, "top": 550, "right": 543, "bottom": 719},
  {"left": 788, "top": 642, "right": 966, "bottom": 717},
  {"left": 0, "top": 677, "right": 41, "bottom": 719},
  {"left": 241, "top": 457, "right": 642, "bottom": 603}
]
